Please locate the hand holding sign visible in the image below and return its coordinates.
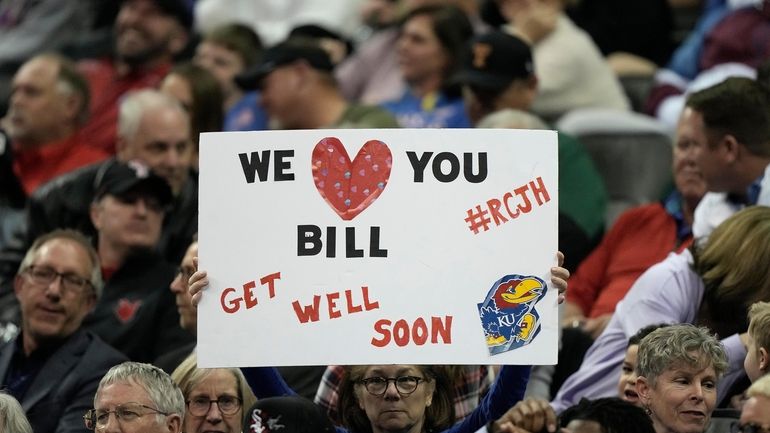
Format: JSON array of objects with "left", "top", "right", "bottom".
[
  {"left": 198, "top": 128, "right": 560, "bottom": 366},
  {"left": 188, "top": 254, "right": 569, "bottom": 308}
]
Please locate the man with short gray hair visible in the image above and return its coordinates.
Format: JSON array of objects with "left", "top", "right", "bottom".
[
  {"left": 0, "top": 229, "right": 126, "bottom": 433},
  {"left": 86, "top": 362, "right": 184, "bottom": 433}
]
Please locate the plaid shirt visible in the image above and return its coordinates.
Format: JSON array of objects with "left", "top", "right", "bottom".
[{"left": 313, "top": 365, "right": 493, "bottom": 423}]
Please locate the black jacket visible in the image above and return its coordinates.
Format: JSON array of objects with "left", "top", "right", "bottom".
[
  {"left": 0, "top": 329, "right": 127, "bottom": 433},
  {"left": 82, "top": 250, "right": 195, "bottom": 363}
]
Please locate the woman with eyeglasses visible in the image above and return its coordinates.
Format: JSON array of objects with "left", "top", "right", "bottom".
[
  {"left": 188, "top": 252, "right": 569, "bottom": 433},
  {"left": 241, "top": 362, "right": 530, "bottom": 433},
  {"left": 338, "top": 365, "right": 466, "bottom": 433},
  {"left": 171, "top": 353, "right": 256, "bottom": 433}
]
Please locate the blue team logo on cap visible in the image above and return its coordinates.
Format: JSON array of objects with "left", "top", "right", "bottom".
[{"left": 477, "top": 274, "right": 546, "bottom": 355}]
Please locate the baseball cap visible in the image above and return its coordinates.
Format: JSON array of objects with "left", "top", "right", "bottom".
[
  {"left": 95, "top": 160, "right": 173, "bottom": 207},
  {"left": 243, "top": 397, "right": 335, "bottom": 433},
  {"left": 452, "top": 30, "right": 535, "bottom": 91},
  {"left": 235, "top": 41, "right": 334, "bottom": 90}
]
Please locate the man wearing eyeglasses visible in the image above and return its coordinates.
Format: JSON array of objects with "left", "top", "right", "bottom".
[
  {"left": 81, "top": 160, "right": 194, "bottom": 364},
  {"left": 735, "top": 374, "right": 770, "bottom": 433},
  {"left": 86, "top": 361, "right": 183, "bottom": 433},
  {"left": 0, "top": 229, "right": 126, "bottom": 433}
]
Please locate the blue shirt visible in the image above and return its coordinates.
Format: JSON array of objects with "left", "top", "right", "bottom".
[
  {"left": 225, "top": 91, "right": 269, "bottom": 132},
  {"left": 662, "top": 190, "right": 693, "bottom": 243},
  {"left": 381, "top": 90, "right": 471, "bottom": 128}
]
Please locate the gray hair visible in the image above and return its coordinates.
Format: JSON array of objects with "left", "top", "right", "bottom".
[
  {"left": 117, "top": 89, "right": 188, "bottom": 141},
  {"left": 0, "top": 392, "right": 32, "bottom": 433},
  {"left": 476, "top": 109, "right": 549, "bottom": 130},
  {"left": 636, "top": 324, "right": 728, "bottom": 386},
  {"left": 96, "top": 362, "right": 185, "bottom": 420},
  {"left": 18, "top": 229, "right": 103, "bottom": 300}
]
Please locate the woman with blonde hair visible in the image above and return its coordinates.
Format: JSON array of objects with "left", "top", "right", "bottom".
[
  {"left": 0, "top": 392, "right": 32, "bottom": 433},
  {"left": 552, "top": 206, "right": 770, "bottom": 412},
  {"left": 171, "top": 353, "right": 256, "bottom": 433}
]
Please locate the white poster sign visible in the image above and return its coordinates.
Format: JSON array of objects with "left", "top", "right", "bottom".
[{"left": 197, "top": 128, "right": 558, "bottom": 367}]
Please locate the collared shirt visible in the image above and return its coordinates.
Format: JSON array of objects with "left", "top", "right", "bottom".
[
  {"left": 662, "top": 190, "right": 693, "bottom": 245},
  {"left": 12, "top": 131, "right": 109, "bottom": 195},
  {"left": 692, "top": 163, "right": 770, "bottom": 239}
]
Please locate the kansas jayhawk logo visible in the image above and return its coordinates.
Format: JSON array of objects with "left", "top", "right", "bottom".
[{"left": 477, "top": 274, "right": 546, "bottom": 355}]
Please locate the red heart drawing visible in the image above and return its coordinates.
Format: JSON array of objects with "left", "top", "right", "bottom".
[
  {"left": 114, "top": 298, "right": 142, "bottom": 324},
  {"left": 312, "top": 137, "right": 392, "bottom": 220}
]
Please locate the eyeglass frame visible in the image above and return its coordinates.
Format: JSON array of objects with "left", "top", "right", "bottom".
[
  {"left": 23, "top": 265, "right": 93, "bottom": 296},
  {"left": 83, "top": 403, "right": 170, "bottom": 430},
  {"left": 185, "top": 395, "right": 243, "bottom": 416},
  {"left": 357, "top": 376, "right": 426, "bottom": 396}
]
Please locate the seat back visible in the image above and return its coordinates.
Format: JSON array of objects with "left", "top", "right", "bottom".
[{"left": 557, "top": 108, "right": 674, "bottom": 226}]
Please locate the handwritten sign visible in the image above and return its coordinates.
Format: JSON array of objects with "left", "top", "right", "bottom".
[{"left": 197, "top": 129, "right": 558, "bottom": 367}]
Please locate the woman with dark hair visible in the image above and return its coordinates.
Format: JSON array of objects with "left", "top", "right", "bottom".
[
  {"left": 381, "top": 4, "right": 474, "bottom": 128},
  {"left": 194, "top": 23, "right": 269, "bottom": 132},
  {"left": 160, "top": 62, "right": 224, "bottom": 165},
  {"left": 240, "top": 362, "right": 530, "bottom": 433},
  {"left": 338, "top": 365, "right": 457, "bottom": 433},
  {"left": 188, "top": 255, "right": 571, "bottom": 433}
]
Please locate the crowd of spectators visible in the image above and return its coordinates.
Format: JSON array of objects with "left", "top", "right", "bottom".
[{"left": 1, "top": 0, "right": 770, "bottom": 432}]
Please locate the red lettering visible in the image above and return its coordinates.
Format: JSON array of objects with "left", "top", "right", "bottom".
[
  {"left": 345, "top": 289, "right": 363, "bottom": 313},
  {"left": 292, "top": 296, "right": 321, "bottom": 323},
  {"left": 394, "top": 319, "right": 410, "bottom": 347},
  {"left": 371, "top": 316, "right": 453, "bottom": 347},
  {"left": 243, "top": 281, "right": 258, "bottom": 309},
  {"left": 514, "top": 185, "right": 532, "bottom": 213},
  {"left": 327, "top": 292, "right": 341, "bottom": 319},
  {"left": 371, "top": 319, "right": 391, "bottom": 347},
  {"left": 260, "top": 272, "right": 281, "bottom": 298},
  {"left": 529, "top": 176, "right": 550, "bottom": 205},
  {"left": 486, "top": 198, "right": 508, "bottom": 225},
  {"left": 432, "top": 316, "right": 453, "bottom": 344},
  {"left": 503, "top": 192, "right": 519, "bottom": 219},
  {"left": 362, "top": 286, "right": 380, "bottom": 311},
  {"left": 220, "top": 288, "right": 241, "bottom": 314},
  {"left": 412, "top": 317, "right": 428, "bottom": 345}
]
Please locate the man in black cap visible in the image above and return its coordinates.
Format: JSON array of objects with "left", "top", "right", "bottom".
[
  {"left": 455, "top": 30, "right": 538, "bottom": 125},
  {"left": 456, "top": 30, "right": 607, "bottom": 273},
  {"left": 82, "top": 160, "right": 194, "bottom": 364},
  {"left": 236, "top": 40, "right": 398, "bottom": 130},
  {"left": 78, "top": 0, "right": 193, "bottom": 154}
]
